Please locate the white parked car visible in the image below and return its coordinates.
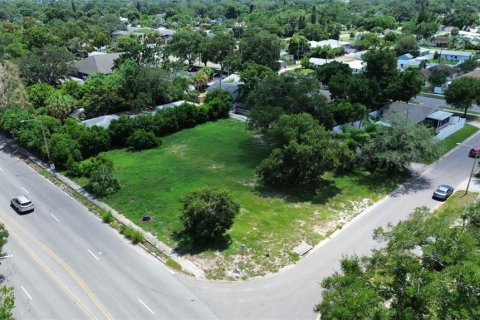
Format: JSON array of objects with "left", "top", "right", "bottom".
[{"left": 10, "top": 195, "right": 34, "bottom": 213}]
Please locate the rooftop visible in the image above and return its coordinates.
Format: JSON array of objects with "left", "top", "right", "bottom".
[
  {"left": 74, "top": 53, "right": 122, "bottom": 76},
  {"left": 82, "top": 115, "right": 119, "bottom": 128}
]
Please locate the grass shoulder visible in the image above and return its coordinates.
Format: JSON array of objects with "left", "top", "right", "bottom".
[{"left": 436, "top": 124, "right": 479, "bottom": 159}]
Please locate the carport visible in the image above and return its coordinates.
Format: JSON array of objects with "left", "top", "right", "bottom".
[{"left": 426, "top": 110, "right": 453, "bottom": 131}]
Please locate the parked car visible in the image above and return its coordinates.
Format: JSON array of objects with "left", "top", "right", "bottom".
[
  {"left": 469, "top": 145, "right": 480, "bottom": 157},
  {"left": 10, "top": 195, "right": 34, "bottom": 213},
  {"left": 432, "top": 185, "right": 454, "bottom": 201}
]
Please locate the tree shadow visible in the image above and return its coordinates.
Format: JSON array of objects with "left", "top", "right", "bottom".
[
  {"left": 172, "top": 230, "right": 232, "bottom": 255},
  {"left": 354, "top": 170, "right": 413, "bottom": 195},
  {"left": 388, "top": 175, "right": 433, "bottom": 197},
  {"left": 253, "top": 179, "right": 341, "bottom": 205}
]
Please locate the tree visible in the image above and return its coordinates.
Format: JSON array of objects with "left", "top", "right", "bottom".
[
  {"left": 445, "top": 77, "right": 480, "bottom": 117},
  {"left": 0, "top": 61, "right": 29, "bottom": 110},
  {"left": 457, "top": 58, "right": 478, "bottom": 75},
  {"left": 26, "top": 83, "right": 56, "bottom": 109},
  {"left": 257, "top": 113, "right": 350, "bottom": 187},
  {"left": 88, "top": 165, "right": 121, "bottom": 197},
  {"left": 18, "top": 45, "right": 76, "bottom": 85},
  {"left": 394, "top": 35, "right": 420, "bottom": 57},
  {"left": 45, "top": 93, "right": 75, "bottom": 120},
  {"left": 332, "top": 101, "right": 367, "bottom": 125},
  {"left": 329, "top": 73, "right": 383, "bottom": 108},
  {"left": 49, "top": 133, "right": 82, "bottom": 168},
  {"left": 181, "top": 187, "right": 240, "bottom": 241},
  {"left": 288, "top": 33, "right": 310, "bottom": 60},
  {"left": 168, "top": 29, "right": 205, "bottom": 66},
  {"left": 316, "top": 61, "right": 352, "bottom": 86},
  {"left": 389, "top": 68, "right": 424, "bottom": 103},
  {"left": 249, "top": 74, "right": 333, "bottom": 132},
  {"left": 239, "top": 63, "right": 275, "bottom": 100},
  {"left": 126, "top": 129, "right": 161, "bottom": 150},
  {"left": 317, "top": 202, "right": 480, "bottom": 319},
  {"left": 240, "top": 30, "right": 281, "bottom": 70},
  {"left": 428, "top": 69, "right": 449, "bottom": 87},
  {"left": 360, "top": 114, "right": 440, "bottom": 172},
  {"left": 354, "top": 32, "right": 381, "bottom": 50},
  {"left": 205, "top": 32, "right": 236, "bottom": 74},
  {"left": 193, "top": 69, "right": 210, "bottom": 91}
]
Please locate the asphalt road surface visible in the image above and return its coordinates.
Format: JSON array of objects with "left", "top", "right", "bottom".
[
  {"left": 0, "top": 144, "right": 217, "bottom": 319},
  {"left": 0, "top": 130, "right": 479, "bottom": 319}
]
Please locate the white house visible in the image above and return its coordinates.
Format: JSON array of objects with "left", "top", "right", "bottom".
[
  {"left": 344, "top": 60, "right": 364, "bottom": 74},
  {"left": 308, "top": 39, "right": 349, "bottom": 49},
  {"left": 435, "top": 50, "right": 474, "bottom": 62}
]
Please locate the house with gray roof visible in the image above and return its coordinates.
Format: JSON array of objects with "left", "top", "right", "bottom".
[
  {"left": 74, "top": 53, "right": 122, "bottom": 78},
  {"left": 378, "top": 102, "right": 465, "bottom": 140},
  {"left": 82, "top": 115, "right": 119, "bottom": 128}
]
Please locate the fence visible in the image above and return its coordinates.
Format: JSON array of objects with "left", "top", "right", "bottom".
[{"left": 434, "top": 116, "right": 465, "bottom": 140}]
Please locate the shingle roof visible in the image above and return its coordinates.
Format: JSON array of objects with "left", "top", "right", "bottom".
[
  {"left": 459, "top": 70, "right": 480, "bottom": 79},
  {"left": 74, "top": 53, "right": 122, "bottom": 75},
  {"left": 383, "top": 102, "right": 437, "bottom": 125}
]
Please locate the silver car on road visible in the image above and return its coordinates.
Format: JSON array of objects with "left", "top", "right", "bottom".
[{"left": 10, "top": 195, "right": 34, "bottom": 213}]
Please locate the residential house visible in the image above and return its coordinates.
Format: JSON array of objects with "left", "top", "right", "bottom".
[
  {"left": 82, "top": 115, "right": 119, "bottom": 128},
  {"left": 308, "top": 39, "right": 349, "bottom": 49},
  {"left": 397, "top": 54, "right": 422, "bottom": 71},
  {"left": 74, "top": 53, "right": 122, "bottom": 79},
  {"left": 378, "top": 102, "right": 465, "bottom": 140},
  {"left": 435, "top": 49, "right": 474, "bottom": 62},
  {"left": 207, "top": 74, "right": 242, "bottom": 105},
  {"left": 459, "top": 70, "right": 480, "bottom": 79}
]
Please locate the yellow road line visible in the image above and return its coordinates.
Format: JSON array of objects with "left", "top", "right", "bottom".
[
  {"left": 3, "top": 221, "right": 97, "bottom": 320},
  {"left": 0, "top": 211, "right": 114, "bottom": 320}
]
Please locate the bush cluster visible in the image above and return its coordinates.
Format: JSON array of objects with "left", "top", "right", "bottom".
[
  {"left": 109, "top": 89, "right": 232, "bottom": 149},
  {"left": 120, "top": 225, "right": 144, "bottom": 244}
]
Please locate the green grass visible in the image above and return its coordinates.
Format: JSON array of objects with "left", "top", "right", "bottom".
[
  {"left": 294, "top": 68, "right": 315, "bottom": 75},
  {"left": 419, "top": 92, "right": 445, "bottom": 99},
  {"left": 437, "top": 124, "right": 479, "bottom": 158},
  {"left": 428, "top": 58, "right": 458, "bottom": 65},
  {"left": 85, "top": 119, "right": 407, "bottom": 279}
]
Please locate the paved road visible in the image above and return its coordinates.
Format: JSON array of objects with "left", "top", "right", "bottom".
[
  {"left": 0, "top": 144, "right": 217, "bottom": 319},
  {"left": 180, "top": 132, "right": 480, "bottom": 320},
  {"left": 416, "top": 95, "right": 480, "bottom": 112}
]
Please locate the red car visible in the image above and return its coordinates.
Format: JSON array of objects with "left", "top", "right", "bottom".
[{"left": 469, "top": 145, "right": 480, "bottom": 157}]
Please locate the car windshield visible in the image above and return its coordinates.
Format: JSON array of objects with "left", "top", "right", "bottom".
[
  {"left": 436, "top": 188, "right": 447, "bottom": 194},
  {"left": 21, "top": 201, "right": 32, "bottom": 206}
]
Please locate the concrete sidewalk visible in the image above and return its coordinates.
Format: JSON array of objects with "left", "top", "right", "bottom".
[{"left": 55, "top": 174, "right": 206, "bottom": 279}]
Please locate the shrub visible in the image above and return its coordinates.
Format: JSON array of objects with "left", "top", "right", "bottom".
[
  {"left": 49, "top": 133, "right": 82, "bottom": 169},
  {"left": 100, "top": 210, "right": 114, "bottom": 223},
  {"left": 181, "top": 187, "right": 240, "bottom": 241},
  {"left": 120, "top": 225, "right": 144, "bottom": 244},
  {"left": 88, "top": 165, "right": 120, "bottom": 197},
  {"left": 126, "top": 129, "right": 161, "bottom": 150},
  {"left": 80, "top": 153, "right": 113, "bottom": 178}
]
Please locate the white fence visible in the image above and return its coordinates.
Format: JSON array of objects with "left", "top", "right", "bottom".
[{"left": 434, "top": 116, "right": 465, "bottom": 140}]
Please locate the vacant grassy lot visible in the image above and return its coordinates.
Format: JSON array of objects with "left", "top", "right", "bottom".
[{"left": 96, "top": 119, "right": 407, "bottom": 279}]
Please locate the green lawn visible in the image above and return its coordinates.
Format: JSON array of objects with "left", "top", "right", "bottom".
[
  {"left": 438, "top": 124, "right": 479, "bottom": 158},
  {"left": 88, "top": 119, "right": 407, "bottom": 279},
  {"left": 419, "top": 92, "right": 445, "bottom": 100},
  {"left": 293, "top": 68, "right": 315, "bottom": 75}
]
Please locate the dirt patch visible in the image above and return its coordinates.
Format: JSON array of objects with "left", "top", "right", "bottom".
[{"left": 170, "top": 144, "right": 188, "bottom": 156}]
